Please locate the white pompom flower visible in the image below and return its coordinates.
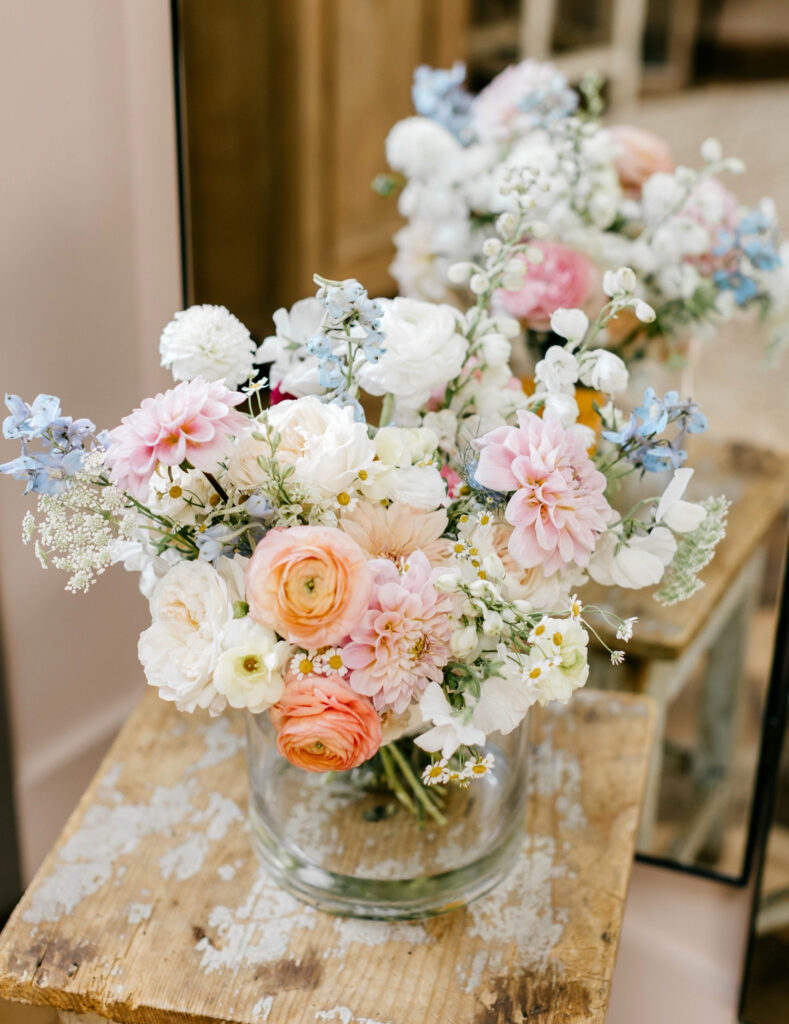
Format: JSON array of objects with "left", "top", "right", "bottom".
[{"left": 160, "top": 304, "right": 256, "bottom": 387}]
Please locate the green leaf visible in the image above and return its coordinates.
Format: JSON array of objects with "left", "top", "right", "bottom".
[{"left": 233, "top": 600, "right": 249, "bottom": 619}]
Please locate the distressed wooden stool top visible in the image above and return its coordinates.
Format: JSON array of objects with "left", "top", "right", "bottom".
[
  {"left": 0, "top": 688, "right": 654, "bottom": 1024},
  {"left": 585, "top": 439, "right": 789, "bottom": 661}
]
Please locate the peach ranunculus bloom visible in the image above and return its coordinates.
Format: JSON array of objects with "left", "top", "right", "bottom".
[
  {"left": 270, "top": 672, "right": 382, "bottom": 772},
  {"left": 606, "top": 125, "right": 674, "bottom": 194},
  {"left": 245, "top": 525, "right": 373, "bottom": 648},
  {"left": 339, "top": 501, "right": 451, "bottom": 566},
  {"left": 497, "top": 242, "right": 598, "bottom": 331}
]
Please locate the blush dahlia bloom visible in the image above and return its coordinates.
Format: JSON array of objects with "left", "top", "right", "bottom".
[
  {"left": 343, "top": 551, "right": 455, "bottom": 714},
  {"left": 473, "top": 410, "right": 610, "bottom": 575},
  {"left": 104, "top": 378, "right": 246, "bottom": 500},
  {"left": 270, "top": 672, "right": 382, "bottom": 772},
  {"left": 245, "top": 525, "right": 372, "bottom": 648},
  {"left": 497, "top": 242, "right": 597, "bottom": 330},
  {"left": 339, "top": 502, "right": 451, "bottom": 566}
]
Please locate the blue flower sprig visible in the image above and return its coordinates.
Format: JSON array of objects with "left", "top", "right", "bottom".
[
  {"left": 412, "top": 62, "right": 474, "bottom": 144},
  {"left": 602, "top": 388, "right": 707, "bottom": 473},
  {"left": 308, "top": 276, "right": 386, "bottom": 421},
  {"left": 0, "top": 393, "right": 107, "bottom": 494},
  {"left": 713, "top": 204, "right": 782, "bottom": 307}
]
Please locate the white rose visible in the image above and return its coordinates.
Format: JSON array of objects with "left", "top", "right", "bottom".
[
  {"left": 138, "top": 560, "right": 233, "bottom": 714},
  {"left": 578, "top": 349, "right": 628, "bottom": 395},
  {"left": 267, "top": 396, "right": 376, "bottom": 496},
  {"left": 213, "top": 618, "right": 290, "bottom": 713},
  {"left": 385, "top": 116, "right": 463, "bottom": 181},
  {"left": 359, "top": 297, "right": 467, "bottom": 409},
  {"left": 160, "top": 305, "right": 256, "bottom": 387}
]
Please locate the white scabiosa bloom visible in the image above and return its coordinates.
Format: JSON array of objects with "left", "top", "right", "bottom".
[{"left": 160, "top": 305, "right": 256, "bottom": 387}]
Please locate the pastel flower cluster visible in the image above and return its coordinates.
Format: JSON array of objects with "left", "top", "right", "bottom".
[
  {"left": 380, "top": 60, "right": 787, "bottom": 363},
  {"left": 1, "top": 174, "right": 728, "bottom": 799}
]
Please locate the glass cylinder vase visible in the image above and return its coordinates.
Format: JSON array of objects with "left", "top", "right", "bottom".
[{"left": 245, "top": 712, "right": 530, "bottom": 920}]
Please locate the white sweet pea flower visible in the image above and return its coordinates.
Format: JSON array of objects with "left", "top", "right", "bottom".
[
  {"left": 479, "top": 332, "right": 512, "bottom": 367},
  {"left": 589, "top": 527, "right": 677, "bottom": 589},
  {"left": 534, "top": 346, "right": 579, "bottom": 394},
  {"left": 471, "top": 655, "right": 536, "bottom": 735},
  {"left": 450, "top": 623, "right": 480, "bottom": 659},
  {"left": 160, "top": 305, "right": 256, "bottom": 387},
  {"left": 415, "top": 682, "right": 486, "bottom": 759},
  {"left": 256, "top": 298, "right": 325, "bottom": 397},
  {"left": 542, "top": 391, "right": 579, "bottom": 427},
  {"left": 578, "top": 349, "right": 628, "bottom": 395},
  {"left": 549, "top": 308, "right": 589, "bottom": 345},
  {"left": 213, "top": 618, "right": 290, "bottom": 713},
  {"left": 655, "top": 468, "right": 707, "bottom": 533}
]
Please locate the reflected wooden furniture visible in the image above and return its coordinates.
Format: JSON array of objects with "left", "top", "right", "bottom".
[
  {"left": 176, "top": 0, "right": 470, "bottom": 339},
  {"left": 0, "top": 689, "right": 654, "bottom": 1023},
  {"left": 586, "top": 440, "right": 789, "bottom": 854}
]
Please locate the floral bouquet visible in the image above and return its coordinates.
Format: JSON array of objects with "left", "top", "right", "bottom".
[
  {"left": 377, "top": 60, "right": 788, "bottom": 366},
  {"left": 1, "top": 175, "right": 728, "bottom": 912}
]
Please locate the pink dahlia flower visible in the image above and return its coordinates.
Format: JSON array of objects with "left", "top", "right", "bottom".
[
  {"left": 473, "top": 410, "right": 610, "bottom": 574},
  {"left": 343, "top": 551, "right": 455, "bottom": 715},
  {"left": 105, "top": 378, "right": 246, "bottom": 499},
  {"left": 497, "top": 242, "right": 598, "bottom": 330}
]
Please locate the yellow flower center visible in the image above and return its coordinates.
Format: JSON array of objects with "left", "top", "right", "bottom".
[
  {"left": 553, "top": 632, "right": 563, "bottom": 646},
  {"left": 328, "top": 654, "right": 343, "bottom": 671},
  {"left": 299, "top": 658, "right": 314, "bottom": 674},
  {"left": 242, "top": 655, "right": 260, "bottom": 673},
  {"left": 337, "top": 492, "right": 351, "bottom": 506},
  {"left": 169, "top": 485, "right": 183, "bottom": 498}
]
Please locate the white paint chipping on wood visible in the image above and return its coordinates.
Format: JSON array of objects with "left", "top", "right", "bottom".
[{"left": 0, "top": 689, "right": 654, "bottom": 1023}]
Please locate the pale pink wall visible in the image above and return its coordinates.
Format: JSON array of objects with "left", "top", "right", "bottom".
[{"left": 0, "top": 0, "right": 180, "bottom": 878}]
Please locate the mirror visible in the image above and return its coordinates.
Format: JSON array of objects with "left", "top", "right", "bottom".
[{"left": 171, "top": 0, "right": 789, "bottom": 882}]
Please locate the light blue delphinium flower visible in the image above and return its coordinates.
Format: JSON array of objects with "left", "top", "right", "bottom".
[
  {"left": 412, "top": 62, "right": 473, "bottom": 143},
  {"left": 3, "top": 393, "right": 61, "bottom": 440}
]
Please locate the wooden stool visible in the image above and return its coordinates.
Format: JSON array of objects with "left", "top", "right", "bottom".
[
  {"left": 586, "top": 440, "right": 789, "bottom": 855},
  {"left": 0, "top": 689, "right": 654, "bottom": 1024}
]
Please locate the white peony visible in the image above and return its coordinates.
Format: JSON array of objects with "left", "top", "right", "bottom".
[
  {"left": 160, "top": 305, "right": 256, "bottom": 387},
  {"left": 138, "top": 559, "right": 236, "bottom": 714},
  {"left": 266, "top": 396, "right": 376, "bottom": 497},
  {"left": 385, "top": 116, "right": 463, "bottom": 181},
  {"left": 213, "top": 618, "right": 290, "bottom": 713},
  {"left": 578, "top": 349, "right": 628, "bottom": 395},
  {"left": 256, "top": 298, "right": 325, "bottom": 397},
  {"left": 358, "top": 297, "right": 467, "bottom": 409}
]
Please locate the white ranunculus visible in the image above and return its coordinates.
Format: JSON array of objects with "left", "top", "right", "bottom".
[
  {"left": 414, "top": 682, "right": 486, "bottom": 759},
  {"left": 267, "top": 396, "right": 376, "bottom": 497},
  {"left": 138, "top": 560, "right": 233, "bottom": 714},
  {"left": 159, "top": 305, "right": 256, "bottom": 387},
  {"left": 550, "top": 308, "right": 589, "bottom": 344},
  {"left": 359, "top": 297, "right": 467, "bottom": 409},
  {"left": 655, "top": 468, "right": 707, "bottom": 533},
  {"left": 589, "top": 527, "right": 677, "bottom": 589},
  {"left": 535, "top": 346, "right": 579, "bottom": 394},
  {"left": 255, "top": 298, "right": 325, "bottom": 397},
  {"left": 578, "top": 349, "right": 628, "bottom": 395},
  {"left": 386, "top": 116, "right": 463, "bottom": 181},
  {"left": 213, "top": 618, "right": 290, "bottom": 713}
]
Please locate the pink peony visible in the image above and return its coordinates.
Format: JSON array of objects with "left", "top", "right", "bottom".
[
  {"left": 607, "top": 125, "right": 674, "bottom": 193},
  {"left": 104, "top": 378, "right": 246, "bottom": 499},
  {"left": 473, "top": 410, "right": 610, "bottom": 575},
  {"left": 245, "top": 525, "right": 373, "bottom": 648},
  {"left": 343, "top": 551, "right": 455, "bottom": 714},
  {"left": 270, "top": 672, "right": 382, "bottom": 772},
  {"left": 497, "top": 242, "right": 597, "bottom": 330}
]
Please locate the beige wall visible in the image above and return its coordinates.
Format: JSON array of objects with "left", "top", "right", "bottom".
[{"left": 0, "top": 0, "right": 180, "bottom": 878}]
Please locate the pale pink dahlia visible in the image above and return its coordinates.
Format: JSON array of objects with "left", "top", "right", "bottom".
[
  {"left": 473, "top": 410, "right": 611, "bottom": 575},
  {"left": 343, "top": 551, "right": 455, "bottom": 715},
  {"left": 104, "top": 377, "right": 247, "bottom": 499}
]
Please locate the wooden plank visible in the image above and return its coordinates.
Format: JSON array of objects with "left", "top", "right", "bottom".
[
  {"left": 0, "top": 688, "right": 653, "bottom": 1024},
  {"left": 585, "top": 439, "right": 789, "bottom": 661}
]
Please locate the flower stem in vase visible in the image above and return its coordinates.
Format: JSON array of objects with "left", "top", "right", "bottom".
[{"left": 386, "top": 741, "right": 448, "bottom": 826}]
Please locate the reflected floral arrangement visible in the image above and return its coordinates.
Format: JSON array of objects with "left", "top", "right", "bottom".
[
  {"left": 0, "top": 172, "right": 728, "bottom": 815},
  {"left": 378, "top": 59, "right": 789, "bottom": 364}
]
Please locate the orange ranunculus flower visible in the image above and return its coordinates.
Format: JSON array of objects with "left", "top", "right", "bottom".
[
  {"left": 270, "top": 672, "right": 382, "bottom": 772},
  {"left": 245, "top": 525, "right": 373, "bottom": 648}
]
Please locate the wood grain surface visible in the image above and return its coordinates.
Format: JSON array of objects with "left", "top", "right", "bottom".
[{"left": 0, "top": 688, "right": 654, "bottom": 1024}]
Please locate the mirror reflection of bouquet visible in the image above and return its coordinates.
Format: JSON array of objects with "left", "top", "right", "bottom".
[
  {"left": 1, "top": 174, "right": 728, "bottom": 815},
  {"left": 378, "top": 60, "right": 788, "bottom": 365}
]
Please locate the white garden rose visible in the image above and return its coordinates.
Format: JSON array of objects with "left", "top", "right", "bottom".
[
  {"left": 213, "top": 618, "right": 290, "bottom": 713},
  {"left": 138, "top": 560, "right": 234, "bottom": 714},
  {"left": 266, "top": 396, "right": 376, "bottom": 497},
  {"left": 227, "top": 427, "right": 268, "bottom": 492},
  {"left": 385, "top": 116, "right": 463, "bottom": 181},
  {"left": 358, "top": 297, "right": 467, "bottom": 409},
  {"left": 159, "top": 305, "right": 256, "bottom": 387}
]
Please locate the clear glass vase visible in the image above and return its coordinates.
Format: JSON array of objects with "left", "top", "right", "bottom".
[{"left": 245, "top": 712, "right": 530, "bottom": 920}]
